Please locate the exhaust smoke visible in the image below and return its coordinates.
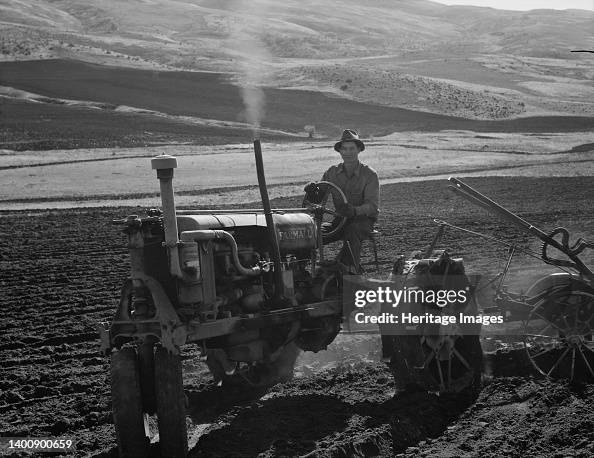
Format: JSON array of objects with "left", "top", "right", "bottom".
[{"left": 228, "top": 1, "right": 271, "bottom": 137}]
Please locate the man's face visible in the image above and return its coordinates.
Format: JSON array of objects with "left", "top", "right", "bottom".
[{"left": 339, "top": 141, "right": 361, "bottom": 163}]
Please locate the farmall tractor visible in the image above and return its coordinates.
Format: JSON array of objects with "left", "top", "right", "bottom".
[{"left": 98, "top": 142, "right": 491, "bottom": 457}]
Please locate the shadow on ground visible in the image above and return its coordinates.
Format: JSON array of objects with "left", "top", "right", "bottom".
[{"left": 188, "top": 384, "right": 477, "bottom": 457}]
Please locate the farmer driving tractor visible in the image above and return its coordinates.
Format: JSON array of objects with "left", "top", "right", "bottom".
[{"left": 305, "top": 129, "right": 380, "bottom": 273}]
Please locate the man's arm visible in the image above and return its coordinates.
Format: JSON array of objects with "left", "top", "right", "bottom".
[{"left": 354, "top": 172, "right": 379, "bottom": 217}]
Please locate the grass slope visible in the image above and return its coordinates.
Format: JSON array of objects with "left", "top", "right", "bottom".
[{"left": 2, "top": 59, "right": 593, "bottom": 150}]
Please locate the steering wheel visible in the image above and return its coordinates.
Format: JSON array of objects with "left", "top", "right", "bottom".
[{"left": 302, "top": 181, "right": 347, "bottom": 242}]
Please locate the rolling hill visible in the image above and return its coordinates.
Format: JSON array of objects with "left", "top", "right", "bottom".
[
  {"left": 0, "top": 0, "right": 592, "bottom": 148},
  {"left": 2, "top": 0, "right": 592, "bottom": 62}
]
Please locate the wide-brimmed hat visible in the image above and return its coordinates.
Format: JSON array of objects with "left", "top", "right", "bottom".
[{"left": 334, "top": 129, "right": 365, "bottom": 152}]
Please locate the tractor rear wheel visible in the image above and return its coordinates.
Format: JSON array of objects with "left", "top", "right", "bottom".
[
  {"left": 387, "top": 333, "right": 483, "bottom": 395},
  {"left": 110, "top": 347, "right": 149, "bottom": 458},
  {"left": 154, "top": 346, "right": 188, "bottom": 458},
  {"left": 422, "top": 334, "right": 483, "bottom": 394}
]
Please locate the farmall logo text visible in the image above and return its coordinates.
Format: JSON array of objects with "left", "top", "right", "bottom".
[{"left": 277, "top": 228, "right": 314, "bottom": 240}]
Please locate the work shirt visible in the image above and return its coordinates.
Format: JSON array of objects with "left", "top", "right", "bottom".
[{"left": 322, "top": 161, "right": 380, "bottom": 218}]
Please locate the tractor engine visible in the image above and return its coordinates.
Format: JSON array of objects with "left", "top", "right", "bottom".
[
  {"left": 124, "top": 211, "right": 331, "bottom": 315},
  {"left": 121, "top": 207, "right": 341, "bottom": 370},
  {"left": 106, "top": 151, "right": 345, "bottom": 394}
]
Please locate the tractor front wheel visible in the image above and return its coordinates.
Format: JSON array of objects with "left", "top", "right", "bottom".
[
  {"left": 110, "top": 347, "right": 149, "bottom": 458},
  {"left": 137, "top": 340, "right": 156, "bottom": 415},
  {"left": 154, "top": 345, "right": 188, "bottom": 458}
]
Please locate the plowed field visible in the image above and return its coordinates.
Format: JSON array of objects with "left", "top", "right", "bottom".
[{"left": 1, "top": 176, "right": 593, "bottom": 457}]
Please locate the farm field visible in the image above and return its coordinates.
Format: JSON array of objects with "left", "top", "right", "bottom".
[
  {"left": 1, "top": 175, "right": 593, "bottom": 457},
  {"left": 1, "top": 130, "right": 593, "bottom": 210},
  {"left": 2, "top": 60, "right": 594, "bottom": 152},
  {"left": 1, "top": 2, "right": 593, "bottom": 455},
  {"left": 2, "top": 1, "right": 593, "bottom": 123}
]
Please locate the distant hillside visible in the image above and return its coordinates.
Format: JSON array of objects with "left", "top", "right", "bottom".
[
  {"left": 1, "top": 0, "right": 593, "bottom": 122},
  {"left": 2, "top": 58, "right": 593, "bottom": 152},
  {"left": 1, "top": 0, "right": 592, "bottom": 60}
]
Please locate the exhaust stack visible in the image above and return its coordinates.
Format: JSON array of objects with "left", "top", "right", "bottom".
[
  {"left": 151, "top": 154, "right": 183, "bottom": 279},
  {"left": 253, "top": 139, "right": 284, "bottom": 300}
]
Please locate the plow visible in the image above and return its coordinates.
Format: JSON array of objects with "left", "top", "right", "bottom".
[
  {"left": 98, "top": 142, "right": 593, "bottom": 457},
  {"left": 445, "top": 177, "right": 594, "bottom": 383}
]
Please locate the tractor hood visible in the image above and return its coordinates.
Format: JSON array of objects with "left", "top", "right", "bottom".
[
  {"left": 177, "top": 212, "right": 318, "bottom": 253},
  {"left": 177, "top": 212, "right": 315, "bottom": 232}
]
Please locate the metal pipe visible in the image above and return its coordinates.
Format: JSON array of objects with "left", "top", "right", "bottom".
[
  {"left": 151, "top": 155, "right": 183, "bottom": 279},
  {"left": 253, "top": 139, "right": 284, "bottom": 299},
  {"left": 424, "top": 223, "right": 445, "bottom": 258},
  {"left": 498, "top": 246, "right": 516, "bottom": 293},
  {"left": 180, "top": 229, "right": 261, "bottom": 276},
  {"left": 176, "top": 208, "right": 307, "bottom": 215},
  {"left": 448, "top": 177, "right": 549, "bottom": 238},
  {"left": 448, "top": 176, "right": 593, "bottom": 277}
]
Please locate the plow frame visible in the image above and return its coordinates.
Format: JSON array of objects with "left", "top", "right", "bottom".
[{"left": 439, "top": 177, "right": 594, "bottom": 382}]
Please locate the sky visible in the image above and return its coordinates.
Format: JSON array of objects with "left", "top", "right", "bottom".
[{"left": 433, "top": 0, "right": 593, "bottom": 10}]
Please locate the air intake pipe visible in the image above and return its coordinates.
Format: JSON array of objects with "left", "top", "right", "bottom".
[{"left": 151, "top": 154, "right": 183, "bottom": 279}]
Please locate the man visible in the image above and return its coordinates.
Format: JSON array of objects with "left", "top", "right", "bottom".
[{"left": 305, "top": 129, "right": 380, "bottom": 273}]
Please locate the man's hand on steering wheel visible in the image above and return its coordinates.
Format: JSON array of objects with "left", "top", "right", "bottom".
[
  {"left": 303, "top": 182, "right": 322, "bottom": 202},
  {"left": 301, "top": 181, "right": 348, "bottom": 241}
]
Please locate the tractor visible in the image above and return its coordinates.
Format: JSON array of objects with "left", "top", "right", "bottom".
[{"left": 98, "top": 141, "right": 485, "bottom": 457}]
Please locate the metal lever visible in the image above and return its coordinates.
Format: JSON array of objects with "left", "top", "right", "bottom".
[{"left": 448, "top": 177, "right": 593, "bottom": 277}]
